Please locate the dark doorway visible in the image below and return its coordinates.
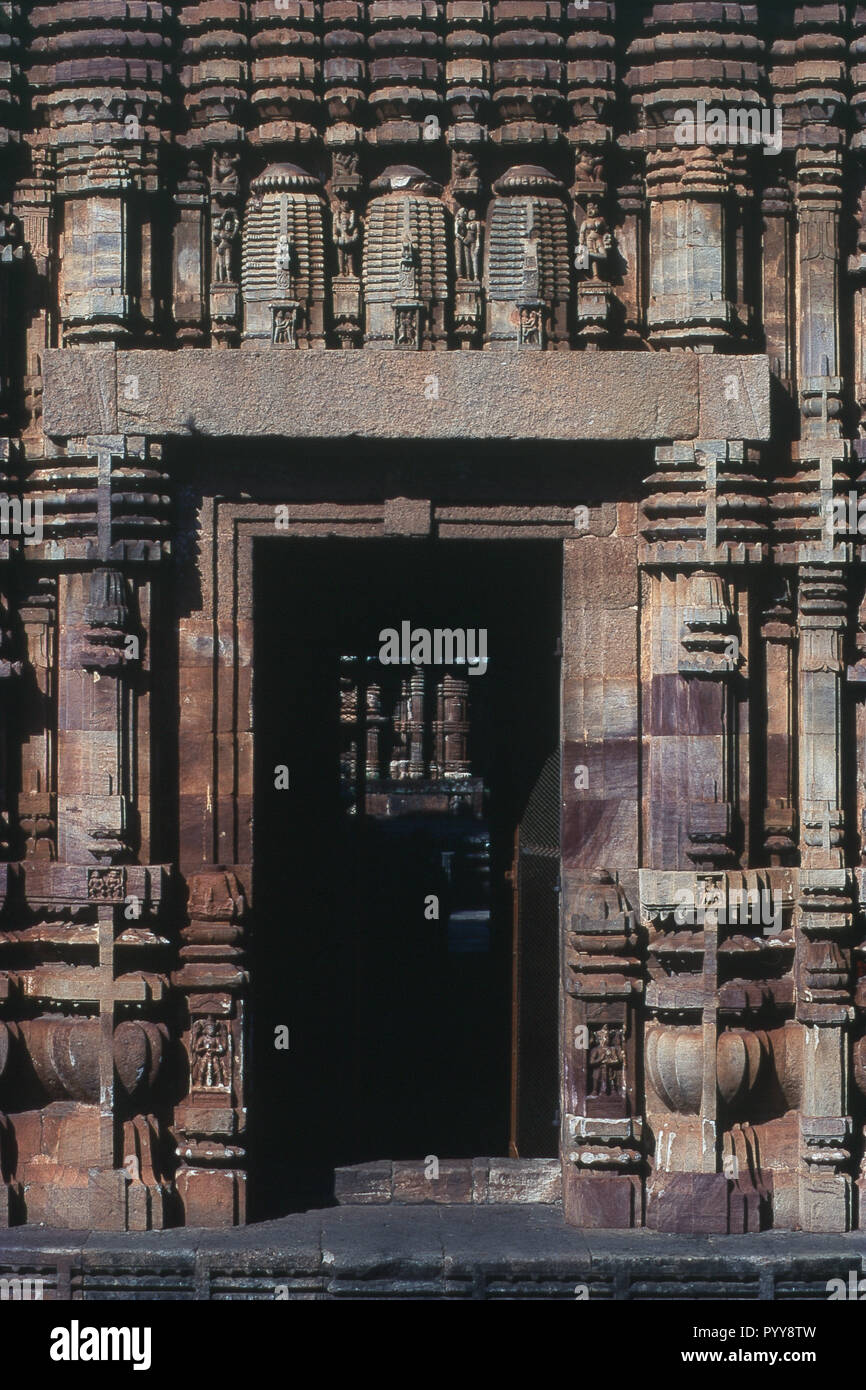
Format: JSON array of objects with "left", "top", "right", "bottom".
[{"left": 250, "top": 537, "right": 561, "bottom": 1218}]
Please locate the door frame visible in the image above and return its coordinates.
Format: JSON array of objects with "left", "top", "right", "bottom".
[{"left": 176, "top": 490, "right": 591, "bottom": 1215}]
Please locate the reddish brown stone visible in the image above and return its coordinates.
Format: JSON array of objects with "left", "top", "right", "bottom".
[{"left": 0, "top": 1, "right": 860, "bottom": 1247}]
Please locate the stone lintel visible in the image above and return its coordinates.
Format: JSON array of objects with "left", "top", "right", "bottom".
[{"left": 42, "top": 349, "right": 772, "bottom": 444}]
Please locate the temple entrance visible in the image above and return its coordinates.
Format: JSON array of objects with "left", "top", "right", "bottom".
[{"left": 250, "top": 537, "right": 561, "bottom": 1218}]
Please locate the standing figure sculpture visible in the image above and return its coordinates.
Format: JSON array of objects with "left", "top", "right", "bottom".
[
  {"left": 455, "top": 207, "right": 482, "bottom": 282},
  {"left": 394, "top": 307, "right": 417, "bottom": 347},
  {"left": 575, "top": 199, "right": 612, "bottom": 281},
  {"left": 333, "top": 203, "right": 361, "bottom": 276},
  {"left": 588, "top": 1024, "right": 624, "bottom": 1097},
  {"left": 212, "top": 209, "right": 239, "bottom": 284},
  {"left": 519, "top": 305, "right": 541, "bottom": 346},
  {"left": 273, "top": 306, "right": 294, "bottom": 346},
  {"left": 191, "top": 1018, "right": 230, "bottom": 1089}
]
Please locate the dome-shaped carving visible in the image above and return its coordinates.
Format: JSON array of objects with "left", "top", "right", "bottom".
[
  {"left": 362, "top": 166, "right": 448, "bottom": 349},
  {"left": 241, "top": 162, "right": 327, "bottom": 347},
  {"left": 249, "top": 164, "right": 322, "bottom": 195},
  {"left": 369, "top": 165, "right": 443, "bottom": 197},
  {"left": 485, "top": 164, "right": 571, "bottom": 349},
  {"left": 492, "top": 165, "right": 565, "bottom": 197}
]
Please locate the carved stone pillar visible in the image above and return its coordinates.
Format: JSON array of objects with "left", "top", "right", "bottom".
[
  {"left": 172, "top": 160, "right": 208, "bottom": 347},
  {"left": 0, "top": 193, "right": 22, "bottom": 868},
  {"left": 209, "top": 151, "right": 241, "bottom": 350},
  {"left": 14, "top": 152, "right": 55, "bottom": 446},
  {"left": 646, "top": 148, "right": 736, "bottom": 351},
  {"left": 249, "top": 0, "right": 319, "bottom": 146},
  {"left": 770, "top": 357, "right": 856, "bottom": 1229},
  {"left": 561, "top": 514, "right": 643, "bottom": 1228},
  {"left": 0, "top": 203, "right": 23, "bottom": 430},
  {"left": 762, "top": 179, "right": 795, "bottom": 394},
  {"left": 329, "top": 150, "right": 364, "bottom": 349},
  {"left": 0, "top": 422, "right": 173, "bottom": 1229},
  {"left": 850, "top": 179, "right": 866, "bottom": 434},
  {"left": 638, "top": 439, "right": 775, "bottom": 1231},
  {"left": 641, "top": 443, "right": 752, "bottom": 872},
  {"left": 640, "top": 568, "right": 742, "bottom": 1229},
  {"left": 796, "top": 148, "right": 843, "bottom": 439},
  {"left": 368, "top": 0, "right": 443, "bottom": 147},
  {"left": 57, "top": 149, "right": 133, "bottom": 347},
  {"left": 11, "top": 559, "right": 171, "bottom": 1229},
  {"left": 58, "top": 563, "right": 139, "bottom": 866},
  {"left": 450, "top": 150, "right": 484, "bottom": 350},
  {"left": 0, "top": 584, "right": 17, "bottom": 1223},
  {"left": 28, "top": 0, "right": 170, "bottom": 349},
  {"left": 323, "top": 0, "right": 367, "bottom": 146},
  {"left": 572, "top": 151, "right": 616, "bottom": 349},
  {"left": 6, "top": 861, "right": 171, "bottom": 1230},
  {"left": 615, "top": 155, "right": 646, "bottom": 347},
  {"left": 173, "top": 868, "right": 248, "bottom": 1227},
  {"left": 563, "top": 871, "right": 643, "bottom": 1228},
  {"left": 795, "top": 564, "right": 854, "bottom": 1231},
  {"left": 0, "top": 1011, "right": 13, "bottom": 1225},
  {"left": 849, "top": 549, "right": 866, "bottom": 867},
  {"left": 761, "top": 577, "right": 797, "bottom": 865}
]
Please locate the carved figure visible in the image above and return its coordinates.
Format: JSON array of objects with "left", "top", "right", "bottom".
[
  {"left": 191, "top": 1018, "right": 230, "bottom": 1089},
  {"left": 575, "top": 199, "right": 612, "bottom": 281},
  {"left": 333, "top": 203, "right": 360, "bottom": 276},
  {"left": 273, "top": 306, "right": 295, "bottom": 346},
  {"left": 588, "top": 1024, "right": 624, "bottom": 1097},
  {"left": 212, "top": 209, "right": 239, "bottom": 283},
  {"left": 333, "top": 150, "right": 360, "bottom": 180},
  {"left": 519, "top": 305, "right": 541, "bottom": 346},
  {"left": 212, "top": 150, "right": 240, "bottom": 194},
  {"left": 395, "top": 306, "right": 417, "bottom": 347},
  {"left": 573, "top": 148, "right": 604, "bottom": 186},
  {"left": 455, "top": 207, "right": 482, "bottom": 281},
  {"left": 87, "top": 867, "right": 125, "bottom": 901},
  {"left": 520, "top": 230, "right": 540, "bottom": 302},
  {"left": 452, "top": 150, "right": 478, "bottom": 184},
  {"left": 275, "top": 233, "right": 294, "bottom": 294},
  {"left": 398, "top": 239, "right": 418, "bottom": 298}
]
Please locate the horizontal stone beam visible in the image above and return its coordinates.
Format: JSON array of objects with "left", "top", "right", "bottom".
[{"left": 42, "top": 349, "right": 771, "bottom": 444}]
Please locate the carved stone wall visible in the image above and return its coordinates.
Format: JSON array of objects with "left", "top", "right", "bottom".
[{"left": 0, "top": 1, "right": 865, "bottom": 1236}]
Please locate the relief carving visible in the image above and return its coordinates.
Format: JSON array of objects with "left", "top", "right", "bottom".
[{"left": 191, "top": 1018, "right": 231, "bottom": 1091}]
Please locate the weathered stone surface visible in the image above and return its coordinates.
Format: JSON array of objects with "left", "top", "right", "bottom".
[
  {"left": 3, "top": 1209, "right": 866, "bottom": 1301},
  {"left": 698, "top": 356, "right": 774, "bottom": 442},
  {"left": 42, "top": 349, "right": 771, "bottom": 444},
  {"left": 334, "top": 1162, "right": 393, "bottom": 1205},
  {"left": 486, "top": 1160, "right": 561, "bottom": 1205},
  {"left": 1, "top": 1, "right": 865, "bottom": 1254},
  {"left": 334, "top": 1159, "right": 561, "bottom": 1206}
]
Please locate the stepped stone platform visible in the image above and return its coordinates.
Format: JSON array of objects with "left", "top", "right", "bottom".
[{"left": 1, "top": 1207, "right": 865, "bottom": 1300}]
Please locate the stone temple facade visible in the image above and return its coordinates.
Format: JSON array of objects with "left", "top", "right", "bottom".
[{"left": 0, "top": 0, "right": 866, "bottom": 1242}]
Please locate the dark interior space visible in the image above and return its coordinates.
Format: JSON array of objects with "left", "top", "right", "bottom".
[{"left": 250, "top": 537, "right": 561, "bottom": 1218}]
